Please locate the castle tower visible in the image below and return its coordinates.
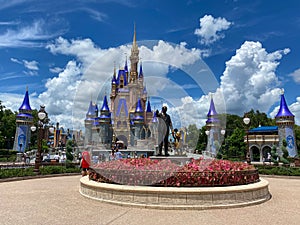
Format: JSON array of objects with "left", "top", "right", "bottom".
[
  {"left": 110, "top": 25, "right": 148, "bottom": 147},
  {"left": 275, "top": 90, "right": 297, "bottom": 157},
  {"left": 98, "top": 95, "right": 112, "bottom": 148},
  {"left": 205, "top": 96, "right": 221, "bottom": 156},
  {"left": 13, "top": 88, "right": 34, "bottom": 152},
  {"left": 84, "top": 101, "right": 97, "bottom": 146},
  {"left": 129, "top": 24, "right": 139, "bottom": 83}
]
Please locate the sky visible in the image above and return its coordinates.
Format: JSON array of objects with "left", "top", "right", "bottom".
[{"left": 0, "top": 0, "right": 300, "bottom": 131}]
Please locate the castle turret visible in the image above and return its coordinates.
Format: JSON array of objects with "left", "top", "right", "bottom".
[
  {"left": 13, "top": 87, "right": 34, "bottom": 152},
  {"left": 98, "top": 96, "right": 112, "bottom": 147},
  {"left": 84, "top": 101, "right": 97, "bottom": 146},
  {"left": 205, "top": 96, "right": 221, "bottom": 157},
  {"left": 129, "top": 24, "right": 139, "bottom": 83},
  {"left": 275, "top": 90, "right": 297, "bottom": 157}
]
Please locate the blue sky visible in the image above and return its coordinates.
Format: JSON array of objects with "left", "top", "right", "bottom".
[{"left": 0, "top": 0, "right": 300, "bottom": 130}]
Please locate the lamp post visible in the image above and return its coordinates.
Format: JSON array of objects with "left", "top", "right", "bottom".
[
  {"left": 205, "top": 130, "right": 210, "bottom": 157},
  {"left": 243, "top": 114, "right": 251, "bottom": 164},
  {"left": 31, "top": 105, "right": 48, "bottom": 174}
]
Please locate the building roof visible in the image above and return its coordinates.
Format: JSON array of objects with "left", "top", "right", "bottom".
[
  {"left": 19, "top": 89, "right": 32, "bottom": 111},
  {"left": 275, "top": 93, "right": 294, "bottom": 117},
  {"left": 86, "top": 101, "right": 96, "bottom": 116},
  {"left": 146, "top": 100, "right": 152, "bottom": 113},
  {"left": 207, "top": 98, "right": 218, "bottom": 117},
  {"left": 135, "top": 99, "right": 143, "bottom": 113},
  {"left": 249, "top": 126, "right": 278, "bottom": 133},
  {"left": 100, "top": 96, "right": 110, "bottom": 111}
]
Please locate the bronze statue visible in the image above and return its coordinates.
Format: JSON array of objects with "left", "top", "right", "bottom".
[{"left": 156, "top": 106, "right": 173, "bottom": 156}]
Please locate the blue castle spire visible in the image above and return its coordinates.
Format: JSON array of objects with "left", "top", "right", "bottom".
[
  {"left": 134, "top": 99, "right": 144, "bottom": 121},
  {"left": 19, "top": 87, "right": 32, "bottom": 111},
  {"left": 275, "top": 90, "right": 294, "bottom": 118},
  {"left": 206, "top": 97, "right": 220, "bottom": 124},
  {"left": 146, "top": 100, "right": 152, "bottom": 113},
  {"left": 101, "top": 96, "right": 110, "bottom": 112}
]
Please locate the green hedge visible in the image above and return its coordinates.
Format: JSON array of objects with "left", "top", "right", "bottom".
[
  {"left": 256, "top": 165, "right": 300, "bottom": 176},
  {"left": 0, "top": 167, "right": 35, "bottom": 179},
  {"left": 0, "top": 149, "right": 17, "bottom": 162},
  {"left": 0, "top": 165, "right": 80, "bottom": 179}
]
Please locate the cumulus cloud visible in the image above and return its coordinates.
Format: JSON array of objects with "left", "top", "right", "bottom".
[
  {"left": 289, "top": 68, "right": 300, "bottom": 83},
  {"left": 38, "top": 60, "right": 82, "bottom": 116},
  {"left": 217, "top": 41, "right": 289, "bottom": 115},
  {"left": 194, "top": 15, "right": 232, "bottom": 45}
]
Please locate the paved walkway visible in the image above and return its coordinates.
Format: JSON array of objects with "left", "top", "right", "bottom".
[{"left": 0, "top": 175, "right": 299, "bottom": 225}]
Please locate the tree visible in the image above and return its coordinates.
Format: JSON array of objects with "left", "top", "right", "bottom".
[
  {"left": 66, "top": 140, "right": 75, "bottom": 161},
  {"left": 0, "top": 101, "right": 16, "bottom": 149},
  {"left": 196, "top": 126, "right": 207, "bottom": 153},
  {"left": 186, "top": 124, "right": 199, "bottom": 151}
]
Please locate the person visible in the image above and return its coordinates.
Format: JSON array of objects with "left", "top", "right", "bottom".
[
  {"left": 53, "top": 152, "right": 60, "bottom": 162},
  {"left": 115, "top": 149, "right": 123, "bottom": 160},
  {"left": 109, "top": 149, "right": 116, "bottom": 161},
  {"left": 267, "top": 152, "right": 271, "bottom": 164},
  {"left": 156, "top": 106, "right": 173, "bottom": 156},
  {"left": 80, "top": 151, "right": 91, "bottom": 176}
]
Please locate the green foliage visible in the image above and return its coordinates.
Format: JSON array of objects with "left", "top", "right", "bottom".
[
  {"left": 186, "top": 124, "right": 199, "bottom": 150},
  {"left": 195, "top": 126, "right": 207, "bottom": 152},
  {"left": 0, "top": 101, "right": 16, "bottom": 149},
  {"left": 0, "top": 167, "right": 35, "bottom": 178},
  {"left": 0, "top": 165, "right": 80, "bottom": 179},
  {"left": 256, "top": 165, "right": 300, "bottom": 176},
  {"left": 66, "top": 140, "right": 75, "bottom": 161},
  {"left": 0, "top": 150, "right": 18, "bottom": 162}
]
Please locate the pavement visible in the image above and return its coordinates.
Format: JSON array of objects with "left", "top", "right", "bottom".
[{"left": 0, "top": 175, "right": 299, "bottom": 225}]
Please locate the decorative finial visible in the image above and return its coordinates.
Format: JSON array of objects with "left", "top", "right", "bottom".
[
  {"left": 26, "top": 86, "right": 28, "bottom": 91},
  {"left": 280, "top": 88, "right": 284, "bottom": 95}
]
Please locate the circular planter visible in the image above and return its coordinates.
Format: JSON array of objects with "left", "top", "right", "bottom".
[{"left": 80, "top": 176, "right": 271, "bottom": 210}]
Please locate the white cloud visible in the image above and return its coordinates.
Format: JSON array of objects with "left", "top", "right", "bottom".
[
  {"left": 289, "top": 68, "right": 300, "bottom": 83},
  {"left": 217, "top": 41, "right": 289, "bottom": 115},
  {"left": 0, "top": 20, "right": 65, "bottom": 48},
  {"left": 10, "top": 57, "right": 39, "bottom": 75},
  {"left": 23, "top": 60, "right": 38, "bottom": 70},
  {"left": 194, "top": 15, "right": 232, "bottom": 45},
  {"left": 49, "top": 67, "right": 63, "bottom": 73}
]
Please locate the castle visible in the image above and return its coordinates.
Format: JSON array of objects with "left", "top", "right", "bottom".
[{"left": 84, "top": 28, "right": 158, "bottom": 150}]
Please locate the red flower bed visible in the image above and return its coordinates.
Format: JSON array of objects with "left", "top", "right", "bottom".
[{"left": 89, "top": 158, "right": 259, "bottom": 187}]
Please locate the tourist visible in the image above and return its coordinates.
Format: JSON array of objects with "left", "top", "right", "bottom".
[
  {"left": 267, "top": 152, "right": 271, "bottom": 164},
  {"left": 156, "top": 106, "right": 173, "bottom": 156},
  {"left": 80, "top": 151, "right": 91, "bottom": 176},
  {"left": 53, "top": 152, "right": 60, "bottom": 162},
  {"left": 109, "top": 149, "right": 116, "bottom": 161},
  {"left": 115, "top": 149, "right": 123, "bottom": 160}
]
